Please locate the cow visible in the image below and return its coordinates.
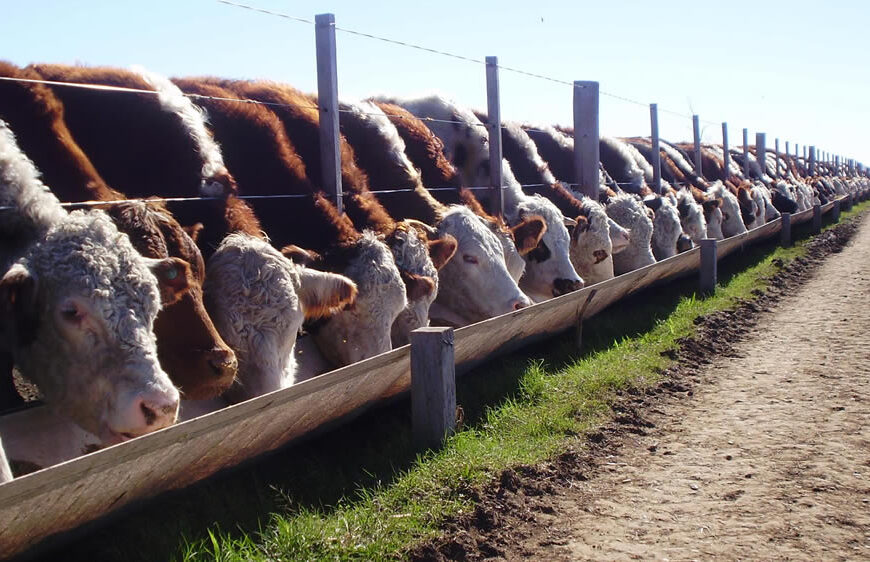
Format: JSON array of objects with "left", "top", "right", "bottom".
[
  {"left": 202, "top": 234, "right": 357, "bottom": 402},
  {"left": 643, "top": 194, "right": 686, "bottom": 260},
  {"left": 1, "top": 120, "right": 180, "bottom": 444},
  {"left": 0, "top": 62, "right": 238, "bottom": 400},
  {"left": 605, "top": 193, "right": 656, "bottom": 275}
]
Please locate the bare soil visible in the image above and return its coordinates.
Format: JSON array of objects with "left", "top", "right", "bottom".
[{"left": 413, "top": 213, "right": 870, "bottom": 561}]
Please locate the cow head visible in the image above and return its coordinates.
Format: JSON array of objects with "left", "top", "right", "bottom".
[
  {"left": 2, "top": 211, "right": 180, "bottom": 444},
  {"left": 429, "top": 206, "right": 532, "bottom": 326},
  {"left": 675, "top": 189, "right": 707, "bottom": 245},
  {"left": 644, "top": 195, "right": 683, "bottom": 261},
  {"left": 204, "top": 234, "right": 356, "bottom": 402},
  {"left": 309, "top": 231, "right": 407, "bottom": 368},
  {"left": 606, "top": 194, "right": 656, "bottom": 275},
  {"left": 567, "top": 198, "right": 619, "bottom": 286},
  {"left": 105, "top": 201, "right": 238, "bottom": 400},
  {"left": 709, "top": 182, "right": 748, "bottom": 238},
  {"left": 511, "top": 195, "right": 584, "bottom": 302}
]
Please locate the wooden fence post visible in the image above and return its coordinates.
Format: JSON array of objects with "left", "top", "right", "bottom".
[
  {"left": 650, "top": 103, "right": 662, "bottom": 194},
  {"left": 812, "top": 204, "right": 822, "bottom": 233},
  {"left": 809, "top": 146, "right": 816, "bottom": 176},
  {"left": 722, "top": 122, "right": 730, "bottom": 183},
  {"left": 692, "top": 115, "right": 702, "bottom": 177},
  {"left": 784, "top": 140, "right": 789, "bottom": 177},
  {"left": 411, "top": 327, "right": 456, "bottom": 449},
  {"left": 756, "top": 133, "right": 766, "bottom": 179},
  {"left": 775, "top": 138, "right": 781, "bottom": 178},
  {"left": 833, "top": 198, "right": 841, "bottom": 222},
  {"left": 315, "top": 13, "right": 343, "bottom": 215},
  {"left": 485, "top": 56, "right": 504, "bottom": 219},
  {"left": 780, "top": 212, "right": 791, "bottom": 247},
  {"left": 574, "top": 81, "right": 600, "bottom": 199},
  {"left": 700, "top": 238, "right": 717, "bottom": 294},
  {"left": 743, "top": 128, "right": 749, "bottom": 178}
]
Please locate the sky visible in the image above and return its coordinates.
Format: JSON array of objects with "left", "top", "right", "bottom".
[{"left": 2, "top": 0, "right": 868, "bottom": 167}]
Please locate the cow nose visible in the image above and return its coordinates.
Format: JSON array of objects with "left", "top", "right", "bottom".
[
  {"left": 553, "top": 278, "right": 584, "bottom": 296},
  {"left": 135, "top": 392, "right": 179, "bottom": 429},
  {"left": 676, "top": 234, "right": 694, "bottom": 253},
  {"left": 207, "top": 348, "right": 238, "bottom": 379},
  {"left": 512, "top": 299, "right": 527, "bottom": 311}
]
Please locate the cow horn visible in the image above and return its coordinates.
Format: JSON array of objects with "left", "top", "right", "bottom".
[{"left": 402, "top": 219, "right": 437, "bottom": 236}]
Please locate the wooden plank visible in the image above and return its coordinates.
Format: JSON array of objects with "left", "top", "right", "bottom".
[
  {"left": 692, "top": 115, "right": 702, "bottom": 177},
  {"left": 0, "top": 209, "right": 792, "bottom": 558},
  {"left": 411, "top": 327, "right": 456, "bottom": 449},
  {"left": 722, "top": 123, "right": 730, "bottom": 182},
  {"left": 573, "top": 81, "right": 599, "bottom": 198},
  {"left": 790, "top": 205, "right": 815, "bottom": 227},
  {"left": 699, "top": 239, "right": 717, "bottom": 294},
  {"left": 485, "top": 56, "right": 504, "bottom": 219},
  {"left": 315, "top": 13, "right": 343, "bottom": 215},
  {"left": 717, "top": 219, "right": 782, "bottom": 261},
  {"left": 650, "top": 104, "right": 661, "bottom": 194}
]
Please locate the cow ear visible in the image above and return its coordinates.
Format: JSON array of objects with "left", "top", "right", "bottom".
[
  {"left": 511, "top": 216, "right": 547, "bottom": 256},
  {"left": 427, "top": 235, "right": 457, "bottom": 270},
  {"left": 296, "top": 268, "right": 357, "bottom": 320},
  {"left": 147, "top": 257, "right": 192, "bottom": 306},
  {"left": 401, "top": 271, "right": 436, "bottom": 301},
  {"left": 281, "top": 245, "right": 321, "bottom": 267},
  {"left": 183, "top": 223, "right": 204, "bottom": 243},
  {"left": 0, "top": 264, "right": 39, "bottom": 348},
  {"left": 571, "top": 215, "right": 589, "bottom": 240}
]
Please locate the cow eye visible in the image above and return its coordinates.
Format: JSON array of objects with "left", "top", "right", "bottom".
[{"left": 463, "top": 254, "right": 479, "bottom": 264}]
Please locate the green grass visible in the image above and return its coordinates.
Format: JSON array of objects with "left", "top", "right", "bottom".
[{"left": 55, "top": 200, "right": 867, "bottom": 562}]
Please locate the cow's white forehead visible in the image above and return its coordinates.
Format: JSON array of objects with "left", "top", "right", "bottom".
[
  {"left": 439, "top": 206, "right": 504, "bottom": 259},
  {"left": 607, "top": 194, "right": 652, "bottom": 235},
  {"left": 26, "top": 210, "right": 161, "bottom": 351}
]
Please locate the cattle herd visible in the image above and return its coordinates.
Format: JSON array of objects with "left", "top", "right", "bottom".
[{"left": 0, "top": 62, "right": 867, "bottom": 483}]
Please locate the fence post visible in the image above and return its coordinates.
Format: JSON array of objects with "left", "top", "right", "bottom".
[
  {"left": 700, "top": 238, "right": 717, "bottom": 294},
  {"left": 775, "top": 138, "right": 781, "bottom": 178},
  {"left": 315, "top": 13, "right": 343, "bottom": 215},
  {"left": 756, "top": 133, "right": 766, "bottom": 179},
  {"left": 722, "top": 122, "right": 730, "bottom": 183},
  {"left": 809, "top": 146, "right": 816, "bottom": 176},
  {"left": 485, "top": 56, "right": 504, "bottom": 219},
  {"left": 812, "top": 204, "right": 822, "bottom": 233},
  {"left": 780, "top": 212, "right": 791, "bottom": 247},
  {"left": 411, "top": 327, "right": 456, "bottom": 450},
  {"left": 784, "top": 140, "right": 789, "bottom": 177},
  {"left": 833, "top": 198, "right": 841, "bottom": 222},
  {"left": 692, "top": 115, "right": 702, "bottom": 177},
  {"left": 742, "top": 128, "right": 749, "bottom": 178},
  {"left": 574, "top": 81, "right": 600, "bottom": 199},
  {"left": 650, "top": 103, "right": 662, "bottom": 194}
]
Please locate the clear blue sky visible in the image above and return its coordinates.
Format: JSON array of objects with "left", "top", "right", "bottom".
[{"left": 3, "top": 0, "right": 868, "bottom": 166}]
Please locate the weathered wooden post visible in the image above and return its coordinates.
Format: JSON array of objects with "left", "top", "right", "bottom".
[
  {"left": 485, "top": 56, "right": 504, "bottom": 219},
  {"left": 315, "top": 13, "right": 343, "bottom": 215},
  {"left": 784, "top": 140, "right": 789, "bottom": 177},
  {"left": 650, "top": 103, "right": 662, "bottom": 194},
  {"left": 700, "top": 238, "right": 717, "bottom": 295},
  {"left": 809, "top": 146, "right": 816, "bottom": 176},
  {"left": 743, "top": 128, "right": 749, "bottom": 178},
  {"left": 574, "top": 81, "right": 600, "bottom": 199},
  {"left": 833, "top": 198, "right": 841, "bottom": 222},
  {"left": 756, "top": 133, "right": 766, "bottom": 179},
  {"left": 722, "top": 122, "right": 730, "bottom": 182},
  {"left": 775, "top": 138, "right": 781, "bottom": 178},
  {"left": 812, "top": 204, "right": 822, "bottom": 233},
  {"left": 411, "top": 327, "right": 456, "bottom": 449},
  {"left": 780, "top": 212, "right": 791, "bottom": 247},
  {"left": 692, "top": 114, "right": 702, "bottom": 177}
]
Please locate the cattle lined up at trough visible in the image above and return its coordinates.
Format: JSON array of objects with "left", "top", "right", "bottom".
[{"left": 0, "top": 60, "right": 868, "bottom": 480}]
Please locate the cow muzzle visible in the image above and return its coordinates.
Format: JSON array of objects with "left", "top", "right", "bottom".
[{"left": 553, "top": 278, "right": 584, "bottom": 297}]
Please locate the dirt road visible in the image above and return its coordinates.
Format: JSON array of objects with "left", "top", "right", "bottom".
[{"left": 419, "top": 213, "right": 870, "bottom": 561}]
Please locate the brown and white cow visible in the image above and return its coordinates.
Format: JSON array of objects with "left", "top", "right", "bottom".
[
  {"left": 2, "top": 63, "right": 238, "bottom": 400},
  {"left": 1, "top": 120, "right": 179, "bottom": 444}
]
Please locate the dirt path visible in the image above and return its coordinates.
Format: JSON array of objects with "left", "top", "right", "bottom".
[
  {"left": 535, "top": 214, "right": 870, "bottom": 560},
  {"left": 417, "top": 213, "right": 870, "bottom": 561}
]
